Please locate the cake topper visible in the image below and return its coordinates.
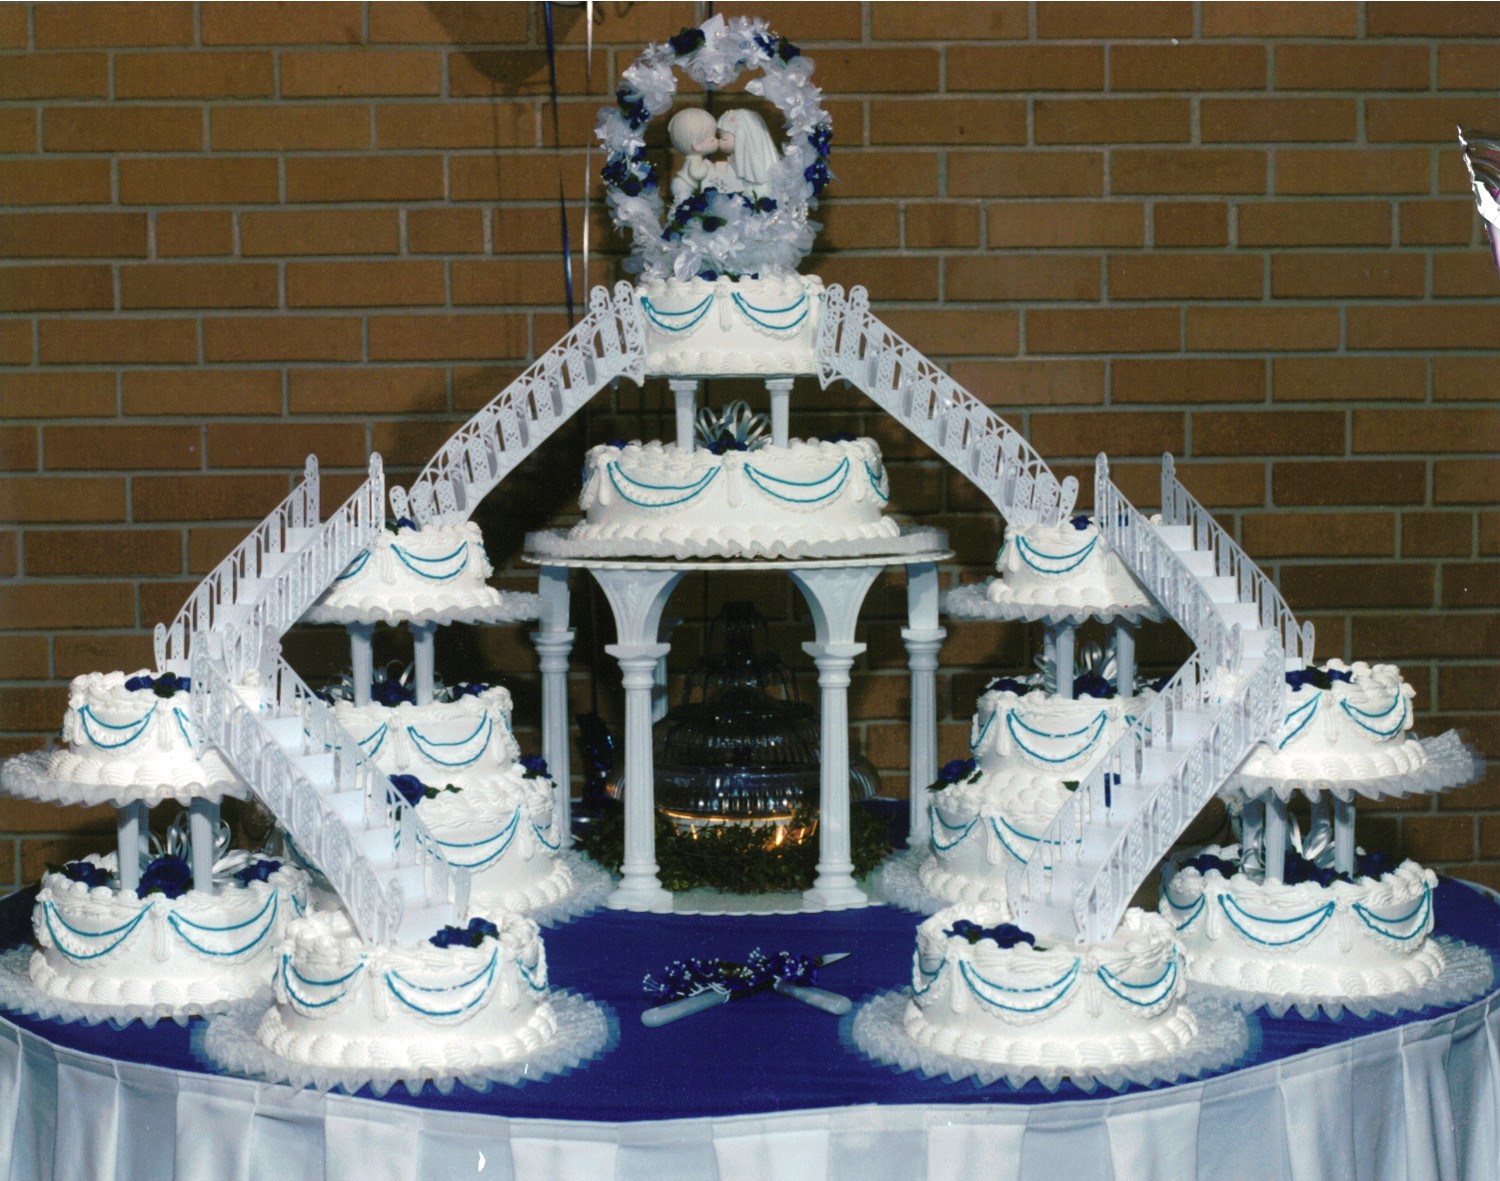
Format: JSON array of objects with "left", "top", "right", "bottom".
[{"left": 597, "top": 14, "right": 833, "bottom": 282}]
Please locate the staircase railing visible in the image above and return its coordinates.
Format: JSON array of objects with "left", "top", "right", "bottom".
[
  {"left": 154, "top": 456, "right": 321, "bottom": 674},
  {"left": 392, "top": 282, "right": 648, "bottom": 528},
  {"left": 1159, "top": 453, "right": 1314, "bottom": 669},
  {"left": 815, "top": 284, "right": 1076, "bottom": 529}
]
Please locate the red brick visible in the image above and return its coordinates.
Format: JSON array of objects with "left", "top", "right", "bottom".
[
  {"left": 870, "top": 100, "right": 1026, "bottom": 146},
  {"left": 1433, "top": 254, "right": 1500, "bottom": 298},
  {"left": 1028, "top": 308, "right": 1179, "bottom": 355},
  {"left": 1275, "top": 44, "right": 1430, "bottom": 91},
  {"left": 241, "top": 210, "right": 402, "bottom": 256},
  {"left": 0, "top": 427, "right": 36, "bottom": 471},
  {"left": 284, "top": 156, "right": 444, "bottom": 203},
  {"left": 0, "top": 265, "right": 114, "bottom": 313},
  {"left": 1354, "top": 409, "right": 1500, "bottom": 456},
  {"left": 2, "top": 213, "right": 147, "bottom": 260},
  {"left": 1195, "top": 410, "right": 1346, "bottom": 457},
  {"left": 133, "top": 473, "right": 292, "bottom": 521},
  {"left": 0, "top": 476, "right": 125, "bottom": 522},
  {"left": 0, "top": 583, "right": 134, "bottom": 628},
  {"left": 816, "top": 48, "right": 942, "bottom": 93},
  {"left": 120, "top": 158, "right": 279, "bottom": 206},
  {"left": 26, "top": 528, "right": 183, "bottom": 576},
  {"left": 875, "top": 310, "right": 1019, "bottom": 358},
  {"left": 44, "top": 105, "right": 202, "bottom": 152},
  {"left": 947, "top": 255, "right": 1099, "bottom": 302},
  {"left": 120, "top": 264, "right": 280, "bottom": 310},
  {"left": 202, "top": 317, "right": 363, "bottom": 363},
  {"left": 38, "top": 318, "right": 197, "bottom": 365},
  {"left": 0, "top": 633, "right": 47, "bottom": 678},
  {"left": 1241, "top": 511, "right": 1396, "bottom": 558},
  {"left": 1110, "top": 253, "right": 1262, "bottom": 300},
  {"left": 0, "top": 109, "right": 35, "bottom": 154},
  {"left": 34, "top": 2, "right": 193, "bottom": 47},
  {"left": 201, "top": 2, "right": 363, "bottom": 45},
  {"left": 1436, "top": 460, "right": 1499, "bottom": 505},
  {"left": 1154, "top": 203, "right": 1229, "bottom": 247},
  {"left": 1202, "top": 98, "right": 1355, "bottom": 144},
  {"left": 1271, "top": 253, "right": 1425, "bottom": 298},
  {"left": 816, "top": 255, "right": 934, "bottom": 301},
  {"left": 1434, "top": 357, "right": 1500, "bottom": 403},
  {"left": 376, "top": 103, "right": 534, "bottom": 150},
  {"left": 873, "top": 3, "right": 1027, "bottom": 39},
  {"left": 368, "top": 418, "right": 469, "bottom": 467},
  {"left": 446, "top": 48, "right": 603, "bottom": 99},
  {"left": 1274, "top": 148, "right": 1431, "bottom": 197},
  {"left": 1037, "top": 2, "right": 1191, "bottom": 38},
  {"left": 1273, "top": 357, "right": 1428, "bottom": 402},
  {"left": 44, "top": 424, "right": 201, "bottom": 470},
  {"left": 406, "top": 208, "right": 484, "bottom": 254},
  {"left": 287, "top": 261, "right": 446, "bottom": 308},
  {"left": 122, "top": 370, "right": 283, "bottom": 417},
  {"left": 818, "top": 152, "right": 940, "bottom": 199},
  {"left": 1035, "top": 99, "right": 1189, "bottom": 146},
  {"left": 904, "top": 204, "right": 981, "bottom": 249},
  {"left": 288, "top": 368, "right": 448, "bottom": 416},
  {"left": 452, "top": 259, "right": 590, "bottom": 306},
  {"left": 1273, "top": 461, "right": 1426, "bottom": 506},
  {"left": 1348, "top": 306, "right": 1500, "bottom": 351},
  {"left": 212, "top": 105, "right": 372, "bottom": 151},
  {"left": 1186, "top": 307, "right": 1340, "bottom": 352},
  {"left": 1368, "top": 98, "right": 1500, "bottom": 144},
  {"left": 1439, "top": 45, "right": 1500, "bottom": 91},
  {"left": 1366, "top": 3, "right": 1500, "bottom": 36},
  {"left": 816, "top": 205, "right": 902, "bottom": 251},
  {"left": 1442, "top": 564, "right": 1500, "bottom": 609},
  {"left": 0, "top": 372, "right": 116, "bottom": 419},
  {"left": 0, "top": 159, "right": 111, "bottom": 206},
  {"left": 1398, "top": 815, "right": 1476, "bottom": 862},
  {"left": 1402, "top": 512, "right": 1474, "bottom": 558},
  {"left": 0, "top": 53, "right": 109, "bottom": 99},
  {"left": 369, "top": 3, "right": 527, "bottom": 43},
  {"left": 282, "top": 50, "right": 442, "bottom": 98},
  {"left": 1112, "top": 150, "right": 1266, "bottom": 195},
  {"left": 1113, "top": 44, "right": 1266, "bottom": 91},
  {"left": 949, "top": 151, "right": 1103, "bottom": 199},
  {"left": 1203, "top": 2, "right": 1358, "bottom": 36},
  {"left": 0, "top": 322, "right": 30, "bottom": 365},
  {"left": 0, "top": 687, "right": 70, "bottom": 732},
  {"left": 948, "top": 45, "right": 1103, "bottom": 92},
  {"left": 368, "top": 314, "right": 529, "bottom": 361},
  {"left": 987, "top": 202, "right": 1144, "bottom": 248},
  {"left": 0, "top": 4, "right": 24, "bottom": 48},
  {"left": 948, "top": 359, "right": 1106, "bottom": 407},
  {"left": 154, "top": 211, "right": 233, "bottom": 258},
  {"left": 1113, "top": 358, "right": 1264, "bottom": 405},
  {"left": 1399, "top": 201, "right": 1481, "bottom": 247},
  {"left": 1030, "top": 410, "right": 1183, "bottom": 458},
  {"left": 116, "top": 50, "right": 276, "bottom": 98},
  {"left": 1238, "top": 201, "right": 1391, "bottom": 247},
  {"left": 206, "top": 423, "right": 366, "bottom": 469}
]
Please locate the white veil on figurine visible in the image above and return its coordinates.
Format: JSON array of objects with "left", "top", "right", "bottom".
[{"left": 716, "top": 109, "right": 778, "bottom": 200}]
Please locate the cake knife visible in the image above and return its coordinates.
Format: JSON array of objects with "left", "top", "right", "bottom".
[{"left": 641, "top": 952, "right": 852, "bottom": 1026}]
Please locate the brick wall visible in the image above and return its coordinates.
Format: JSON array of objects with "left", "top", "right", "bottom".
[{"left": 2, "top": 1, "right": 1497, "bottom": 891}]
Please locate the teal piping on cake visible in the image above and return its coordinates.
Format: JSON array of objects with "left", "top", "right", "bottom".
[
  {"left": 1162, "top": 888, "right": 1206, "bottom": 932},
  {"left": 911, "top": 953, "right": 945, "bottom": 996},
  {"left": 79, "top": 705, "right": 154, "bottom": 750},
  {"left": 357, "top": 723, "right": 387, "bottom": 760},
  {"left": 171, "top": 707, "right": 198, "bottom": 748},
  {"left": 928, "top": 804, "right": 977, "bottom": 851},
  {"left": 1217, "top": 894, "right": 1335, "bottom": 947},
  {"left": 864, "top": 461, "right": 890, "bottom": 502},
  {"left": 1005, "top": 710, "right": 1108, "bottom": 765},
  {"left": 970, "top": 710, "right": 995, "bottom": 753},
  {"left": 406, "top": 715, "right": 492, "bottom": 768},
  {"left": 607, "top": 463, "right": 719, "bottom": 508},
  {"left": 1353, "top": 884, "right": 1432, "bottom": 941},
  {"left": 533, "top": 822, "right": 560, "bottom": 851},
  {"left": 730, "top": 290, "right": 809, "bottom": 331},
  {"left": 517, "top": 956, "right": 548, "bottom": 993},
  {"left": 640, "top": 294, "right": 714, "bottom": 333},
  {"left": 167, "top": 892, "right": 278, "bottom": 958},
  {"left": 282, "top": 955, "right": 364, "bottom": 1010},
  {"left": 1339, "top": 691, "right": 1407, "bottom": 738},
  {"left": 385, "top": 951, "right": 498, "bottom": 1020},
  {"left": 335, "top": 549, "right": 372, "bottom": 582},
  {"left": 419, "top": 807, "right": 520, "bottom": 870},
  {"left": 744, "top": 457, "right": 850, "bottom": 504},
  {"left": 1278, "top": 695, "right": 1319, "bottom": 748},
  {"left": 392, "top": 541, "right": 469, "bottom": 582},
  {"left": 1015, "top": 534, "right": 1097, "bottom": 575},
  {"left": 41, "top": 902, "right": 151, "bottom": 961},
  {"left": 959, "top": 957, "right": 1080, "bottom": 1014},
  {"left": 1096, "top": 953, "right": 1179, "bottom": 1009}
]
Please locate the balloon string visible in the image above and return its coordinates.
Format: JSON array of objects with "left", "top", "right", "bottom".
[{"left": 542, "top": 1, "right": 576, "bottom": 324}]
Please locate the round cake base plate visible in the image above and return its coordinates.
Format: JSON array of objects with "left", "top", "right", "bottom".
[
  {"left": 302, "top": 591, "right": 541, "bottom": 629},
  {"left": 0, "top": 750, "right": 249, "bottom": 810},
  {"left": 1218, "top": 731, "right": 1485, "bottom": 805},
  {"left": 526, "top": 525, "right": 950, "bottom": 563},
  {"left": 943, "top": 581, "right": 1164, "bottom": 627},
  {"left": 848, "top": 990, "right": 1251, "bottom": 1094},
  {"left": 201, "top": 990, "right": 615, "bottom": 1098},
  {"left": 0, "top": 945, "right": 267, "bottom": 1029},
  {"left": 1189, "top": 936, "right": 1495, "bottom": 1021}
]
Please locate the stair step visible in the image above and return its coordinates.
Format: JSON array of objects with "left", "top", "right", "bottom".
[
  {"left": 1013, "top": 897, "right": 1077, "bottom": 944},
  {"left": 1153, "top": 523, "right": 1192, "bottom": 551},
  {"left": 325, "top": 789, "right": 368, "bottom": 828},
  {"left": 1175, "top": 549, "right": 1216, "bottom": 578},
  {"left": 291, "top": 751, "right": 336, "bottom": 786},
  {"left": 262, "top": 716, "right": 304, "bottom": 751},
  {"left": 358, "top": 827, "right": 400, "bottom": 869},
  {"left": 1217, "top": 602, "right": 1260, "bottom": 630},
  {"left": 1200, "top": 576, "right": 1237, "bottom": 603},
  {"left": 394, "top": 903, "right": 459, "bottom": 946}
]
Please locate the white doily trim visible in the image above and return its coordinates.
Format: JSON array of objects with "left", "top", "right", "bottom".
[
  {"left": 526, "top": 525, "right": 950, "bottom": 562},
  {"left": 943, "top": 581, "right": 1165, "bottom": 626},
  {"left": 1219, "top": 731, "right": 1485, "bottom": 804},
  {"left": 0, "top": 946, "right": 268, "bottom": 1029},
  {"left": 871, "top": 848, "right": 965, "bottom": 917},
  {"left": 302, "top": 592, "right": 541, "bottom": 628},
  {"left": 200, "top": 990, "right": 615, "bottom": 1098},
  {"left": 0, "top": 750, "right": 250, "bottom": 809},
  {"left": 1190, "top": 937, "right": 1495, "bottom": 1021},
  {"left": 474, "top": 852, "right": 614, "bottom": 928},
  {"left": 847, "top": 991, "right": 1251, "bottom": 1094}
]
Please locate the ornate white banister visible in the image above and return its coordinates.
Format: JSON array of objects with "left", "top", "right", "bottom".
[
  {"left": 154, "top": 456, "right": 321, "bottom": 674},
  {"left": 815, "top": 284, "right": 1077, "bottom": 528},
  {"left": 392, "top": 282, "right": 647, "bottom": 528}
]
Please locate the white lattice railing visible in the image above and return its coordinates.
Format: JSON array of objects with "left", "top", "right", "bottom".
[
  {"left": 815, "top": 284, "right": 1076, "bottom": 528},
  {"left": 1005, "top": 457, "right": 1284, "bottom": 943},
  {"left": 1159, "top": 453, "right": 1314, "bottom": 669},
  {"left": 392, "top": 282, "right": 648, "bottom": 527},
  {"left": 154, "top": 456, "right": 321, "bottom": 674},
  {"left": 191, "top": 644, "right": 464, "bottom": 945}
]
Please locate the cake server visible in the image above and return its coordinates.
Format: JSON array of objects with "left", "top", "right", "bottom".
[{"left": 641, "top": 952, "right": 852, "bottom": 1026}]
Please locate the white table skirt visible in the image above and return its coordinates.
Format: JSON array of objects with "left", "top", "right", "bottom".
[{"left": 2, "top": 987, "right": 1497, "bottom": 1181}]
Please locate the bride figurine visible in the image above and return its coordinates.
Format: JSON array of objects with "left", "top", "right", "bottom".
[
  {"left": 716, "top": 109, "right": 778, "bottom": 200},
  {"left": 668, "top": 108, "right": 720, "bottom": 204}
]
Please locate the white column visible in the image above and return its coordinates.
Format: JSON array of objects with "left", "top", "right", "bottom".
[
  {"left": 593, "top": 566, "right": 684, "bottom": 913},
  {"left": 116, "top": 801, "right": 145, "bottom": 893},
  {"left": 348, "top": 623, "right": 375, "bottom": 707},
  {"left": 1264, "top": 793, "right": 1288, "bottom": 883},
  {"left": 410, "top": 622, "right": 436, "bottom": 705},
  {"left": 653, "top": 617, "right": 680, "bottom": 723},
  {"left": 1043, "top": 626, "right": 1058, "bottom": 693},
  {"left": 189, "top": 797, "right": 218, "bottom": 894},
  {"left": 902, "top": 560, "right": 944, "bottom": 849},
  {"left": 766, "top": 377, "right": 793, "bottom": 447},
  {"left": 532, "top": 564, "right": 575, "bottom": 848},
  {"left": 1333, "top": 796, "right": 1356, "bottom": 874},
  {"left": 1053, "top": 624, "right": 1076, "bottom": 700},
  {"left": 791, "top": 564, "right": 883, "bottom": 910},
  {"left": 669, "top": 379, "right": 699, "bottom": 453},
  {"left": 1114, "top": 622, "right": 1136, "bottom": 696},
  {"left": 1238, "top": 797, "right": 1265, "bottom": 877}
]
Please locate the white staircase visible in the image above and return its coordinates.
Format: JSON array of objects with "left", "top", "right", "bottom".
[
  {"left": 393, "top": 282, "right": 647, "bottom": 527},
  {"left": 1004, "top": 455, "right": 1297, "bottom": 944},
  {"left": 816, "top": 284, "right": 1077, "bottom": 529}
]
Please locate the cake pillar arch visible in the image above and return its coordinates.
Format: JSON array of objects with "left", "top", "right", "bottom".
[
  {"left": 116, "top": 801, "right": 145, "bottom": 892},
  {"left": 532, "top": 565, "right": 576, "bottom": 849},
  {"left": 790, "top": 564, "right": 883, "bottom": 910},
  {"left": 669, "top": 379, "right": 698, "bottom": 453},
  {"left": 902, "top": 560, "right": 945, "bottom": 849},
  {"left": 593, "top": 566, "right": 685, "bottom": 913},
  {"left": 766, "top": 377, "right": 793, "bottom": 447}
]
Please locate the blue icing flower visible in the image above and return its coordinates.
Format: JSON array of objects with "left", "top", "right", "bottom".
[
  {"left": 137, "top": 854, "right": 192, "bottom": 900},
  {"left": 443, "top": 681, "right": 487, "bottom": 701},
  {"left": 123, "top": 672, "right": 190, "bottom": 698},
  {"left": 930, "top": 758, "right": 977, "bottom": 791},
  {"left": 429, "top": 916, "right": 501, "bottom": 949},
  {"left": 668, "top": 26, "right": 706, "bottom": 55},
  {"left": 233, "top": 858, "right": 281, "bottom": 886},
  {"left": 1286, "top": 666, "right": 1354, "bottom": 691},
  {"left": 818, "top": 430, "right": 858, "bottom": 444},
  {"left": 1282, "top": 851, "right": 1340, "bottom": 888},
  {"left": 698, "top": 269, "right": 719, "bottom": 281},
  {"left": 1070, "top": 515, "right": 1092, "bottom": 531},
  {"left": 1356, "top": 850, "right": 1396, "bottom": 881},
  {"left": 521, "top": 755, "right": 550, "bottom": 780},
  {"left": 708, "top": 438, "right": 748, "bottom": 455},
  {"left": 1182, "top": 852, "right": 1239, "bottom": 879},
  {"left": 1073, "top": 672, "right": 1115, "bottom": 699},
  {"left": 945, "top": 920, "right": 1035, "bottom": 948},
  {"left": 389, "top": 773, "right": 427, "bottom": 807},
  {"left": 60, "top": 860, "right": 110, "bottom": 889},
  {"left": 371, "top": 678, "right": 415, "bottom": 706},
  {"left": 124, "top": 674, "right": 153, "bottom": 692},
  {"left": 985, "top": 677, "right": 1033, "bottom": 696}
]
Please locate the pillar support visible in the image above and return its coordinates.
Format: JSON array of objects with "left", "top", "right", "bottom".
[
  {"left": 532, "top": 565, "right": 575, "bottom": 848},
  {"left": 902, "top": 560, "right": 944, "bottom": 849},
  {"left": 766, "top": 377, "right": 793, "bottom": 447},
  {"left": 348, "top": 622, "right": 375, "bottom": 707},
  {"left": 410, "top": 622, "right": 436, "bottom": 705},
  {"left": 670, "top": 379, "right": 698, "bottom": 453}
]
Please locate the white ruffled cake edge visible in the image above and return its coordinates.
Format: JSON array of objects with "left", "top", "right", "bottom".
[
  {"left": 1, "top": 749, "right": 250, "bottom": 810},
  {"left": 873, "top": 847, "right": 986, "bottom": 917},
  {"left": 943, "top": 581, "right": 1165, "bottom": 625},
  {"left": 847, "top": 991, "right": 1250, "bottom": 1094},
  {"left": 1189, "top": 936, "right": 1495, "bottom": 1021},
  {"left": 525, "top": 524, "right": 950, "bottom": 562},
  {"left": 200, "top": 989, "right": 615, "bottom": 1097},
  {"left": 301, "top": 591, "right": 542, "bottom": 628},
  {"left": 1218, "top": 731, "right": 1485, "bottom": 804},
  {"left": 480, "top": 851, "right": 614, "bottom": 929}
]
